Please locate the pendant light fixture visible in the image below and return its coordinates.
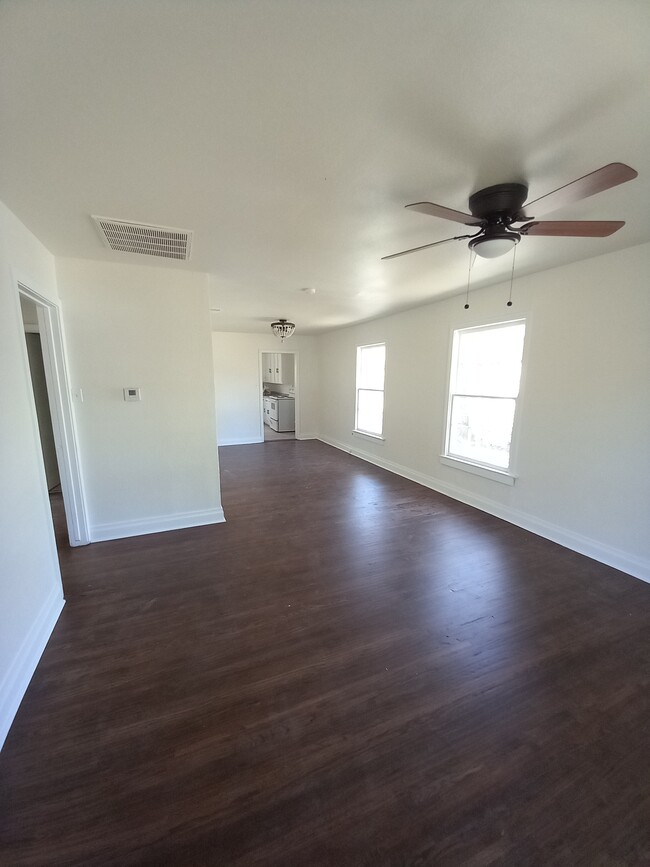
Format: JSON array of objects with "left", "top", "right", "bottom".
[{"left": 271, "top": 318, "right": 296, "bottom": 342}]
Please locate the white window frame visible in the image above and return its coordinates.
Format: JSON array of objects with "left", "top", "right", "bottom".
[
  {"left": 354, "top": 342, "right": 386, "bottom": 440},
  {"left": 441, "top": 319, "right": 526, "bottom": 485}
]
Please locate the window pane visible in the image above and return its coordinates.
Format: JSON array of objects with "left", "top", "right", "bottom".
[
  {"left": 358, "top": 345, "right": 386, "bottom": 390},
  {"left": 357, "top": 389, "right": 384, "bottom": 435},
  {"left": 448, "top": 395, "right": 515, "bottom": 468},
  {"left": 456, "top": 323, "right": 525, "bottom": 397}
]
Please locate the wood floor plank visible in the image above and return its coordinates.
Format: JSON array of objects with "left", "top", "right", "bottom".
[{"left": 0, "top": 440, "right": 648, "bottom": 865}]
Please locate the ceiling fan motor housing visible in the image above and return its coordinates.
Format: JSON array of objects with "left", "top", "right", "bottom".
[{"left": 468, "top": 182, "right": 529, "bottom": 221}]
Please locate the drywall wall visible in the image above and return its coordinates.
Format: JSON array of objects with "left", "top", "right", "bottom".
[
  {"left": 317, "top": 242, "right": 650, "bottom": 582},
  {"left": 56, "top": 259, "right": 224, "bottom": 540},
  {"left": 212, "top": 332, "right": 320, "bottom": 444},
  {"left": 0, "top": 199, "right": 65, "bottom": 749}
]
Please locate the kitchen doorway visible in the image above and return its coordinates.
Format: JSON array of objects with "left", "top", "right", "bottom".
[
  {"left": 19, "top": 284, "right": 90, "bottom": 549},
  {"left": 260, "top": 351, "right": 298, "bottom": 442}
]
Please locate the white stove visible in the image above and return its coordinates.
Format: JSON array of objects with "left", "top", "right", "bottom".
[{"left": 263, "top": 395, "right": 295, "bottom": 432}]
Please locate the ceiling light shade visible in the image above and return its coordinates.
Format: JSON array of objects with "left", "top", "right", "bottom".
[
  {"left": 469, "top": 231, "right": 520, "bottom": 259},
  {"left": 271, "top": 318, "right": 296, "bottom": 341}
]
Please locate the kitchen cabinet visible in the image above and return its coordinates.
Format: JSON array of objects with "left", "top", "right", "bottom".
[
  {"left": 262, "top": 352, "right": 294, "bottom": 385},
  {"left": 262, "top": 352, "right": 275, "bottom": 381}
]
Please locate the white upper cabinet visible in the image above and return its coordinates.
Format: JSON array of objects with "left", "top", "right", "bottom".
[
  {"left": 262, "top": 352, "right": 275, "bottom": 381},
  {"left": 262, "top": 352, "right": 294, "bottom": 385},
  {"left": 278, "top": 353, "right": 294, "bottom": 386}
]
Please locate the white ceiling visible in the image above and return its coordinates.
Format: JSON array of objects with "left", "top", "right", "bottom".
[{"left": 1, "top": 0, "right": 649, "bottom": 334}]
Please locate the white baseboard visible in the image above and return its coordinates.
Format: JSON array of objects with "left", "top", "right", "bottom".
[
  {"left": 0, "top": 588, "right": 64, "bottom": 751},
  {"left": 218, "top": 434, "right": 317, "bottom": 445},
  {"left": 318, "top": 435, "right": 650, "bottom": 585},
  {"left": 91, "top": 507, "right": 226, "bottom": 542}
]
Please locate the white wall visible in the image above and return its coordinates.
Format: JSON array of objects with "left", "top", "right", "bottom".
[
  {"left": 0, "top": 200, "right": 65, "bottom": 749},
  {"left": 56, "top": 259, "right": 224, "bottom": 540},
  {"left": 317, "top": 243, "right": 650, "bottom": 582},
  {"left": 212, "top": 332, "right": 320, "bottom": 444}
]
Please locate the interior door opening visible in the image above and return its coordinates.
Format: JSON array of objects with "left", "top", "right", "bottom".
[
  {"left": 23, "top": 327, "right": 67, "bottom": 548},
  {"left": 260, "top": 351, "right": 298, "bottom": 442},
  {"left": 19, "top": 285, "right": 89, "bottom": 550}
]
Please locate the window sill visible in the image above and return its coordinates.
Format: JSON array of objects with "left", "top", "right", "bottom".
[
  {"left": 439, "top": 455, "right": 516, "bottom": 486},
  {"left": 353, "top": 430, "right": 385, "bottom": 442}
]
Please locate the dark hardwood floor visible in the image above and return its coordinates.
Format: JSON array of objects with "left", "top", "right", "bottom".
[{"left": 1, "top": 441, "right": 649, "bottom": 866}]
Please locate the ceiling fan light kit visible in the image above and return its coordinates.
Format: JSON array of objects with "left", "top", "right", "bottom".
[
  {"left": 383, "top": 163, "right": 637, "bottom": 262},
  {"left": 468, "top": 229, "right": 520, "bottom": 259}
]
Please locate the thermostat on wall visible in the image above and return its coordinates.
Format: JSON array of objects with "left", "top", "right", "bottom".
[{"left": 123, "top": 387, "right": 141, "bottom": 401}]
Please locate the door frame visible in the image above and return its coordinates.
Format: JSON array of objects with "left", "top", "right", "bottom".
[{"left": 18, "top": 281, "right": 90, "bottom": 546}]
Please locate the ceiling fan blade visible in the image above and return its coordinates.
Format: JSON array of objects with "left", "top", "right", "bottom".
[
  {"left": 521, "top": 163, "right": 637, "bottom": 218},
  {"left": 382, "top": 234, "right": 473, "bottom": 260},
  {"left": 406, "top": 201, "right": 480, "bottom": 226},
  {"left": 520, "top": 220, "right": 625, "bottom": 237}
]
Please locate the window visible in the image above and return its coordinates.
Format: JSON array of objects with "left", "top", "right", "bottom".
[
  {"left": 444, "top": 320, "right": 525, "bottom": 475},
  {"left": 355, "top": 343, "right": 386, "bottom": 437}
]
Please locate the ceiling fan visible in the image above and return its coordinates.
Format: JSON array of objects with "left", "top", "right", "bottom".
[{"left": 383, "top": 163, "right": 637, "bottom": 261}]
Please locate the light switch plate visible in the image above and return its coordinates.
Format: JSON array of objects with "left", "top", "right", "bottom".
[{"left": 123, "top": 387, "right": 141, "bottom": 401}]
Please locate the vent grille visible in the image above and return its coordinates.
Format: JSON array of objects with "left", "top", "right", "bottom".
[{"left": 92, "top": 216, "right": 193, "bottom": 260}]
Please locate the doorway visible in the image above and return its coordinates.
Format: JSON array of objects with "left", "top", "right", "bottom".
[
  {"left": 18, "top": 284, "right": 89, "bottom": 548},
  {"left": 23, "top": 325, "right": 67, "bottom": 546},
  {"left": 260, "top": 351, "right": 298, "bottom": 442}
]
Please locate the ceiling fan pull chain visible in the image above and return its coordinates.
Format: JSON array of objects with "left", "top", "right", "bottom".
[
  {"left": 506, "top": 243, "right": 518, "bottom": 307},
  {"left": 464, "top": 249, "right": 476, "bottom": 309}
]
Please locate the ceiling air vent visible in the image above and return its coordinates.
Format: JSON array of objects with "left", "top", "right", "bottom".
[{"left": 92, "top": 216, "right": 193, "bottom": 260}]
